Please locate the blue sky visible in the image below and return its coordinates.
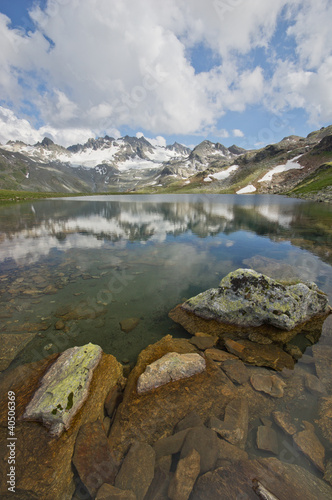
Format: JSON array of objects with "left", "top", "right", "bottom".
[{"left": 0, "top": 0, "right": 331, "bottom": 148}]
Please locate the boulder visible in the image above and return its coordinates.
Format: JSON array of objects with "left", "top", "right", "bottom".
[
  {"left": 293, "top": 421, "right": 325, "bottom": 472},
  {"left": 137, "top": 352, "right": 206, "bottom": 393},
  {"left": 168, "top": 449, "right": 200, "bottom": 500},
  {"left": 178, "top": 269, "right": 329, "bottom": 330},
  {"left": 0, "top": 332, "right": 37, "bottom": 372},
  {"left": 114, "top": 441, "right": 155, "bottom": 500},
  {"left": 225, "top": 339, "right": 294, "bottom": 371},
  {"left": 191, "top": 458, "right": 332, "bottom": 500},
  {"left": 250, "top": 373, "right": 286, "bottom": 397},
  {"left": 72, "top": 420, "right": 119, "bottom": 497},
  {"left": 23, "top": 343, "right": 103, "bottom": 437},
  {"left": 0, "top": 348, "right": 123, "bottom": 500},
  {"left": 108, "top": 336, "right": 234, "bottom": 460}
]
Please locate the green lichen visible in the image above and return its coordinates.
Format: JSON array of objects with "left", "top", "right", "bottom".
[{"left": 66, "top": 392, "right": 74, "bottom": 411}]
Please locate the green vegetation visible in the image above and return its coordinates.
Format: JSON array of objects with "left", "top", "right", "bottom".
[{"left": 288, "top": 163, "right": 332, "bottom": 195}]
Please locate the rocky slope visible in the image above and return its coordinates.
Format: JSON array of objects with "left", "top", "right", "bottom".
[{"left": 0, "top": 126, "right": 332, "bottom": 200}]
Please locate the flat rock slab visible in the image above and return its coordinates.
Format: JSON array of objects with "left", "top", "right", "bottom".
[
  {"left": 189, "top": 336, "right": 218, "bottom": 350},
  {"left": 115, "top": 441, "right": 155, "bottom": 500},
  {"left": 216, "top": 439, "right": 248, "bottom": 464},
  {"left": 72, "top": 420, "right": 119, "bottom": 497},
  {"left": 174, "top": 411, "right": 203, "bottom": 433},
  {"left": 250, "top": 373, "right": 286, "bottom": 397},
  {"left": 304, "top": 373, "right": 326, "bottom": 395},
  {"left": 137, "top": 352, "right": 206, "bottom": 393},
  {"left": 23, "top": 343, "right": 102, "bottom": 436},
  {"left": 221, "top": 359, "right": 249, "bottom": 385},
  {"left": 204, "top": 348, "right": 238, "bottom": 362},
  {"left": 180, "top": 426, "right": 219, "bottom": 474},
  {"left": 96, "top": 484, "right": 137, "bottom": 500},
  {"left": 168, "top": 449, "right": 200, "bottom": 500},
  {"left": 272, "top": 411, "right": 297, "bottom": 436},
  {"left": 191, "top": 457, "right": 332, "bottom": 500},
  {"left": 225, "top": 338, "right": 294, "bottom": 371},
  {"left": 108, "top": 336, "right": 235, "bottom": 461},
  {"left": 207, "top": 398, "right": 248, "bottom": 449},
  {"left": 180, "top": 268, "right": 329, "bottom": 330},
  {"left": 0, "top": 332, "right": 37, "bottom": 372},
  {"left": 312, "top": 345, "right": 332, "bottom": 392},
  {"left": 293, "top": 421, "right": 325, "bottom": 472},
  {"left": 120, "top": 317, "right": 140, "bottom": 333},
  {"left": 256, "top": 426, "right": 279, "bottom": 454}
]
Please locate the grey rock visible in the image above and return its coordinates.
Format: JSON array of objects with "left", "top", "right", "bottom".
[
  {"left": 115, "top": 441, "right": 155, "bottom": 500},
  {"left": 23, "top": 343, "right": 102, "bottom": 436},
  {"left": 180, "top": 426, "right": 219, "bottom": 474},
  {"left": 168, "top": 449, "right": 200, "bottom": 500},
  {"left": 257, "top": 426, "right": 279, "bottom": 454},
  {"left": 182, "top": 269, "right": 329, "bottom": 330},
  {"left": 137, "top": 352, "right": 206, "bottom": 393}
]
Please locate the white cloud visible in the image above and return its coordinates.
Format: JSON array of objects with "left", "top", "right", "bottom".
[
  {"left": 232, "top": 129, "right": 244, "bottom": 138},
  {"left": 0, "top": 0, "right": 331, "bottom": 143}
]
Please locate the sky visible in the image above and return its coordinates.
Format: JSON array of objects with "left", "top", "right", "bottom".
[{"left": 0, "top": 0, "right": 331, "bottom": 149}]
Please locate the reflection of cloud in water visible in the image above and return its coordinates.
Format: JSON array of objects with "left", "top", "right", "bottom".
[
  {"left": 0, "top": 233, "right": 104, "bottom": 265},
  {"left": 257, "top": 205, "right": 293, "bottom": 227}
]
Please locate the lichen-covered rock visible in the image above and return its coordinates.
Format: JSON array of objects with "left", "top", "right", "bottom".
[
  {"left": 23, "top": 343, "right": 102, "bottom": 436},
  {"left": 137, "top": 352, "right": 206, "bottom": 393},
  {"left": 180, "top": 269, "right": 329, "bottom": 331}
]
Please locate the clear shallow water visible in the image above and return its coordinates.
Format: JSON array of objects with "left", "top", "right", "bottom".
[{"left": 0, "top": 194, "right": 331, "bottom": 368}]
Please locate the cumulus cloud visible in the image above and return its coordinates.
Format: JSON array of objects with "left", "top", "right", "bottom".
[
  {"left": 233, "top": 129, "right": 244, "bottom": 138},
  {"left": 0, "top": 0, "right": 331, "bottom": 144}
]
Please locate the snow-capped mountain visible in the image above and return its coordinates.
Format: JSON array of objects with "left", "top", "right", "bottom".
[{"left": 0, "top": 126, "right": 332, "bottom": 201}]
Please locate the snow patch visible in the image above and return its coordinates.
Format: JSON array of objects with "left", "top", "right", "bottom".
[
  {"left": 258, "top": 155, "right": 303, "bottom": 183},
  {"left": 204, "top": 165, "right": 238, "bottom": 182},
  {"left": 236, "top": 184, "right": 256, "bottom": 194}
]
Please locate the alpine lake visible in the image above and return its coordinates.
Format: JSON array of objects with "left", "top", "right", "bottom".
[{"left": 1, "top": 193, "right": 332, "bottom": 491}]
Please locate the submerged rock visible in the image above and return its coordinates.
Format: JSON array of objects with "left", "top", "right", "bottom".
[
  {"left": 168, "top": 449, "right": 200, "bottom": 500},
  {"left": 120, "top": 317, "right": 140, "bottom": 333},
  {"left": 137, "top": 352, "right": 206, "bottom": 393},
  {"left": 0, "top": 332, "right": 37, "bottom": 372},
  {"left": 23, "top": 343, "right": 103, "bottom": 436},
  {"left": 179, "top": 269, "right": 330, "bottom": 331},
  {"left": 293, "top": 421, "right": 325, "bottom": 472},
  {"left": 256, "top": 426, "right": 279, "bottom": 454},
  {"left": 250, "top": 373, "right": 286, "bottom": 397}
]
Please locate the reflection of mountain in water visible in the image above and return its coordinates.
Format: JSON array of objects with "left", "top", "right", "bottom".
[{"left": 0, "top": 195, "right": 331, "bottom": 266}]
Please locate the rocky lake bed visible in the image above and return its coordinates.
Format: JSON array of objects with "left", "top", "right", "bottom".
[{"left": 0, "top": 195, "right": 332, "bottom": 499}]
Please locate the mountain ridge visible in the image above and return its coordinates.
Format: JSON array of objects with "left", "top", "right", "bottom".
[{"left": 0, "top": 126, "right": 332, "bottom": 201}]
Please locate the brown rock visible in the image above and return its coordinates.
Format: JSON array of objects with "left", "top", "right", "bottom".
[
  {"left": 0, "top": 352, "right": 123, "bottom": 500},
  {"left": 225, "top": 339, "right": 294, "bottom": 371},
  {"left": 108, "top": 336, "right": 234, "bottom": 460},
  {"left": 207, "top": 398, "right": 248, "bottom": 449},
  {"left": 72, "top": 420, "right": 119, "bottom": 497},
  {"left": 312, "top": 345, "right": 332, "bottom": 392},
  {"left": 190, "top": 336, "right": 218, "bottom": 350},
  {"left": 154, "top": 429, "right": 191, "bottom": 460},
  {"left": 104, "top": 384, "right": 124, "bottom": 418},
  {"left": 145, "top": 466, "right": 171, "bottom": 500},
  {"left": 318, "top": 396, "right": 332, "bottom": 449},
  {"left": 174, "top": 411, "right": 203, "bottom": 433},
  {"left": 168, "top": 449, "right": 200, "bottom": 500},
  {"left": 221, "top": 359, "right": 249, "bottom": 385},
  {"left": 256, "top": 426, "right": 279, "bottom": 454},
  {"left": 323, "top": 460, "right": 332, "bottom": 487},
  {"left": 304, "top": 373, "right": 326, "bottom": 395},
  {"left": 115, "top": 441, "right": 155, "bottom": 500},
  {"left": 215, "top": 438, "right": 248, "bottom": 464},
  {"left": 250, "top": 373, "right": 286, "bottom": 397},
  {"left": 248, "top": 332, "right": 273, "bottom": 344},
  {"left": 119, "top": 317, "right": 140, "bottom": 333},
  {"left": 293, "top": 421, "right": 325, "bottom": 472},
  {"left": 55, "top": 320, "right": 65, "bottom": 330},
  {"left": 180, "top": 426, "right": 218, "bottom": 474},
  {"left": 95, "top": 484, "right": 136, "bottom": 500},
  {"left": 204, "top": 348, "right": 238, "bottom": 362},
  {"left": 0, "top": 332, "right": 37, "bottom": 372},
  {"left": 272, "top": 411, "right": 297, "bottom": 436},
  {"left": 191, "top": 457, "right": 332, "bottom": 500}
]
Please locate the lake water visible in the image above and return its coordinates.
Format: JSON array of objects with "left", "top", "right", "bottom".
[
  {"left": 1, "top": 194, "right": 331, "bottom": 368},
  {"left": 1, "top": 193, "right": 332, "bottom": 491}
]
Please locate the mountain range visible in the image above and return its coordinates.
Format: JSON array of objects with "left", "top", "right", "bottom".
[{"left": 1, "top": 125, "right": 332, "bottom": 201}]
